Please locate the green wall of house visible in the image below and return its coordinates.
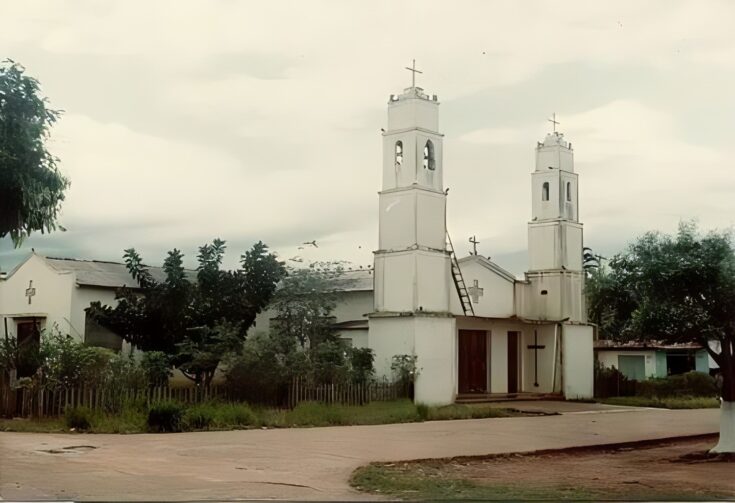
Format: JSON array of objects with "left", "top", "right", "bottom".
[
  {"left": 655, "top": 351, "right": 667, "bottom": 378},
  {"left": 695, "top": 349, "right": 709, "bottom": 373}
]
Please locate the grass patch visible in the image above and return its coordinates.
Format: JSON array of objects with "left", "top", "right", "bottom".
[
  {"left": 350, "top": 463, "right": 727, "bottom": 501},
  {"left": 600, "top": 396, "right": 720, "bottom": 409},
  {"left": 0, "top": 400, "right": 524, "bottom": 433}
]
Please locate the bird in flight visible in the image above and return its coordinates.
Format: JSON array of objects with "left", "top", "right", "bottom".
[
  {"left": 303, "top": 240, "right": 318, "bottom": 248},
  {"left": 289, "top": 256, "right": 304, "bottom": 263}
]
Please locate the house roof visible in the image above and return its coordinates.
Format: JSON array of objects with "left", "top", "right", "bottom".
[
  {"left": 594, "top": 339, "right": 704, "bottom": 351},
  {"left": 332, "top": 269, "right": 374, "bottom": 292},
  {"left": 457, "top": 254, "right": 518, "bottom": 283},
  {"left": 44, "top": 256, "right": 188, "bottom": 289}
]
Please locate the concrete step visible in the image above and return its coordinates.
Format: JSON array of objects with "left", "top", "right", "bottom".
[{"left": 455, "top": 392, "right": 564, "bottom": 404}]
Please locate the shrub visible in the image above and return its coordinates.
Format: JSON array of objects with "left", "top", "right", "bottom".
[
  {"left": 65, "top": 406, "right": 94, "bottom": 431},
  {"left": 147, "top": 401, "right": 184, "bottom": 432},
  {"left": 311, "top": 340, "right": 349, "bottom": 385},
  {"left": 141, "top": 351, "right": 172, "bottom": 387},
  {"left": 349, "top": 348, "right": 375, "bottom": 384},
  {"left": 215, "top": 403, "right": 258, "bottom": 428},
  {"left": 415, "top": 403, "right": 429, "bottom": 421},
  {"left": 183, "top": 404, "right": 216, "bottom": 430},
  {"left": 636, "top": 371, "right": 717, "bottom": 398}
]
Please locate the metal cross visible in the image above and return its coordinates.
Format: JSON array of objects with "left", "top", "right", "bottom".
[
  {"left": 548, "top": 113, "right": 560, "bottom": 133},
  {"left": 527, "top": 330, "right": 546, "bottom": 387},
  {"left": 469, "top": 235, "right": 480, "bottom": 255},
  {"left": 468, "top": 279, "right": 484, "bottom": 303},
  {"left": 25, "top": 280, "right": 36, "bottom": 305},
  {"left": 405, "top": 59, "right": 423, "bottom": 88}
]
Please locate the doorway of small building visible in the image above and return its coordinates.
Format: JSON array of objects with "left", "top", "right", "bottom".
[
  {"left": 507, "top": 331, "right": 521, "bottom": 394},
  {"left": 15, "top": 318, "right": 42, "bottom": 377},
  {"left": 458, "top": 330, "right": 487, "bottom": 394}
]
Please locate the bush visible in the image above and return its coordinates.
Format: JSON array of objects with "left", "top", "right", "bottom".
[
  {"left": 636, "top": 371, "right": 717, "bottom": 398},
  {"left": 349, "top": 348, "right": 375, "bottom": 384},
  {"left": 65, "top": 406, "right": 94, "bottom": 431},
  {"left": 140, "top": 351, "right": 172, "bottom": 387},
  {"left": 183, "top": 404, "right": 216, "bottom": 430},
  {"left": 415, "top": 403, "right": 429, "bottom": 421},
  {"left": 147, "top": 401, "right": 184, "bottom": 432},
  {"left": 215, "top": 403, "right": 258, "bottom": 428}
]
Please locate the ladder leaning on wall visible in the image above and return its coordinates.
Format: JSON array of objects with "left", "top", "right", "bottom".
[{"left": 446, "top": 231, "right": 475, "bottom": 316}]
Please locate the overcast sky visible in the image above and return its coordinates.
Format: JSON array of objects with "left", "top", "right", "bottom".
[{"left": 2, "top": 1, "right": 734, "bottom": 276}]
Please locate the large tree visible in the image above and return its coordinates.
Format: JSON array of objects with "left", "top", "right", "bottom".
[
  {"left": 587, "top": 222, "right": 735, "bottom": 453},
  {"left": 88, "top": 240, "right": 285, "bottom": 385},
  {"left": 0, "top": 60, "right": 69, "bottom": 246}
]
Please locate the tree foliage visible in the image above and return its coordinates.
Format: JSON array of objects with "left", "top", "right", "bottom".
[
  {"left": 0, "top": 60, "right": 69, "bottom": 246},
  {"left": 88, "top": 239, "right": 285, "bottom": 385},
  {"left": 586, "top": 222, "right": 735, "bottom": 401}
]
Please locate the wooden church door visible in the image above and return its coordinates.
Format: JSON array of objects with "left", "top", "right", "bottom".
[{"left": 458, "top": 330, "right": 487, "bottom": 393}]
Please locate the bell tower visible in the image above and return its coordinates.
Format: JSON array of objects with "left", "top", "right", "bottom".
[
  {"left": 525, "top": 117, "right": 586, "bottom": 322},
  {"left": 369, "top": 62, "right": 456, "bottom": 406}
]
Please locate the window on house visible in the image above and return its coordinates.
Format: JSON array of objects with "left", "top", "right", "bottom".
[
  {"left": 423, "top": 140, "right": 435, "bottom": 170},
  {"left": 395, "top": 141, "right": 403, "bottom": 167},
  {"left": 566, "top": 182, "right": 572, "bottom": 201},
  {"left": 542, "top": 182, "right": 550, "bottom": 201}
]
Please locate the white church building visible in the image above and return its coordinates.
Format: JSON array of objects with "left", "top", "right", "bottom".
[{"left": 0, "top": 72, "right": 595, "bottom": 405}]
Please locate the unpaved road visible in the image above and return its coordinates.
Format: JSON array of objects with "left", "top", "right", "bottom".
[{"left": 0, "top": 405, "right": 719, "bottom": 500}]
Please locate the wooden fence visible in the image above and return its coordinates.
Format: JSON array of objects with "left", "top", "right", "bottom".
[
  {"left": 287, "top": 377, "right": 407, "bottom": 408},
  {"left": 1, "top": 378, "right": 409, "bottom": 418}
]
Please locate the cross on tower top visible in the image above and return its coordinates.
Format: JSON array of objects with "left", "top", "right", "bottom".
[
  {"left": 548, "top": 113, "right": 560, "bottom": 133},
  {"left": 405, "top": 59, "right": 423, "bottom": 88}
]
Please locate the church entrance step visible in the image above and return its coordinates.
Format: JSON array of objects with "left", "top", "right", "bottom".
[{"left": 455, "top": 392, "right": 563, "bottom": 404}]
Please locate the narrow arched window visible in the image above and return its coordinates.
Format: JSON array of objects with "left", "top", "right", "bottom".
[
  {"left": 542, "top": 182, "right": 550, "bottom": 201},
  {"left": 566, "top": 182, "right": 571, "bottom": 201},
  {"left": 423, "top": 140, "right": 435, "bottom": 170},
  {"left": 395, "top": 141, "right": 403, "bottom": 167}
]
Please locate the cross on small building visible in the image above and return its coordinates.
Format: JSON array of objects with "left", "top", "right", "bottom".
[
  {"left": 405, "top": 59, "right": 423, "bottom": 88},
  {"left": 548, "top": 112, "right": 560, "bottom": 133},
  {"left": 467, "top": 279, "right": 484, "bottom": 304},
  {"left": 25, "top": 280, "right": 36, "bottom": 305},
  {"left": 469, "top": 235, "right": 480, "bottom": 255}
]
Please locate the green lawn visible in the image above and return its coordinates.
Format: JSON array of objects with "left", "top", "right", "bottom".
[
  {"left": 600, "top": 396, "right": 720, "bottom": 409},
  {"left": 350, "top": 462, "right": 727, "bottom": 501},
  {"left": 0, "top": 400, "right": 523, "bottom": 434}
]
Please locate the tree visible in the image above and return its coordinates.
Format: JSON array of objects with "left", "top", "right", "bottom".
[
  {"left": 269, "top": 261, "right": 352, "bottom": 348},
  {"left": 586, "top": 222, "right": 735, "bottom": 453},
  {"left": 88, "top": 240, "right": 285, "bottom": 385},
  {"left": 0, "top": 60, "right": 69, "bottom": 246}
]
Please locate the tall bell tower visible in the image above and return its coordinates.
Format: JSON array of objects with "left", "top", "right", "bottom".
[{"left": 368, "top": 62, "right": 456, "bottom": 406}]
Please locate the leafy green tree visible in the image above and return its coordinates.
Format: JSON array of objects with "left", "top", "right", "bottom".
[
  {"left": 140, "top": 351, "right": 173, "bottom": 387},
  {"left": 0, "top": 60, "right": 69, "bottom": 246},
  {"left": 270, "top": 262, "right": 352, "bottom": 348},
  {"left": 586, "top": 222, "right": 735, "bottom": 452},
  {"left": 88, "top": 240, "right": 285, "bottom": 386},
  {"left": 348, "top": 347, "right": 375, "bottom": 384}
]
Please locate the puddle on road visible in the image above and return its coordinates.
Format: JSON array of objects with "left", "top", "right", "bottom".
[{"left": 37, "top": 445, "right": 97, "bottom": 455}]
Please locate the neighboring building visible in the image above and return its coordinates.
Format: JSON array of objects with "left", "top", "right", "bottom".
[
  {"left": 0, "top": 253, "right": 191, "bottom": 360},
  {"left": 595, "top": 339, "right": 710, "bottom": 380}
]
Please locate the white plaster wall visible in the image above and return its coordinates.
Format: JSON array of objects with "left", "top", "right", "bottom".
[
  {"left": 452, "top": 260, "right": 515, "bottom": 318},
  {"left": 490, "top": 330, "right": 508, "bottom": 393},
  {"left": 70, "top": 286, "right": 118, "bottom": 340},
  {"left": 374, "top": 250, "right": 450, "bottom": 313},
  {"left": 536, "top": 143, "right": 574, "bottom": 172},
  {"left": 561, "top": 324, "right": 594, "bottom": 399},
  {"left": 528, "top": 221, "right": 584, "bottom": 272},
  {"left": 378, "top": 188, "right": 445, "bottom": 251},
  {"left": 367, "top": 316, "right": 415, "bottom": 379},
  {"left": 521, "top": 325, "right": 557, "bottom": 394},
  {"left": 596, "top": 350, "right": 657, "bottom": 378},
  {"left": 0, "top": 255, "right": 75, "bottom": 339},
  {"left": 338, "top": 329, "right": 369, "bottom": 348},
  {"left": 413, "top": 315, "right": 456, "bottom": 406},
  {"left": 387, "top": 96, "right": 439, "bottom": 132}
]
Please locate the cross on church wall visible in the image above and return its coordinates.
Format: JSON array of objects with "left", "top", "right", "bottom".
[
  {"left": 527, "top": 329, "right": 546, "bottom": 387},
  {"left": 467, "top": 279, "right": 484, "bottom": 303},
  {"left": 25, "top": 280, "right": 36, "bottom": 305}
]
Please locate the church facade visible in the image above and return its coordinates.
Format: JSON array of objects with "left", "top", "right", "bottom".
[{"left": 366, "top": 81, "right": 594, "bottom": 405}]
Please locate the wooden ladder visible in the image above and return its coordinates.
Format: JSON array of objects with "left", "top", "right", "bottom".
[{"left": 446, "top": 231, "right": 475, "bottom": 316}]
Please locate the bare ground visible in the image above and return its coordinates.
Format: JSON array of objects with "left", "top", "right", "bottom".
[{"left": 354, "top": 435, "right": 735, "bottom": 500}]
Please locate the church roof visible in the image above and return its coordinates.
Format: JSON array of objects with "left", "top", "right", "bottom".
[
  {"left": 457, "top": 254, "right": 517, "bottom": 283},
  {"left": 332, "top": 269, "right": 374, "bottom": 292}
]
